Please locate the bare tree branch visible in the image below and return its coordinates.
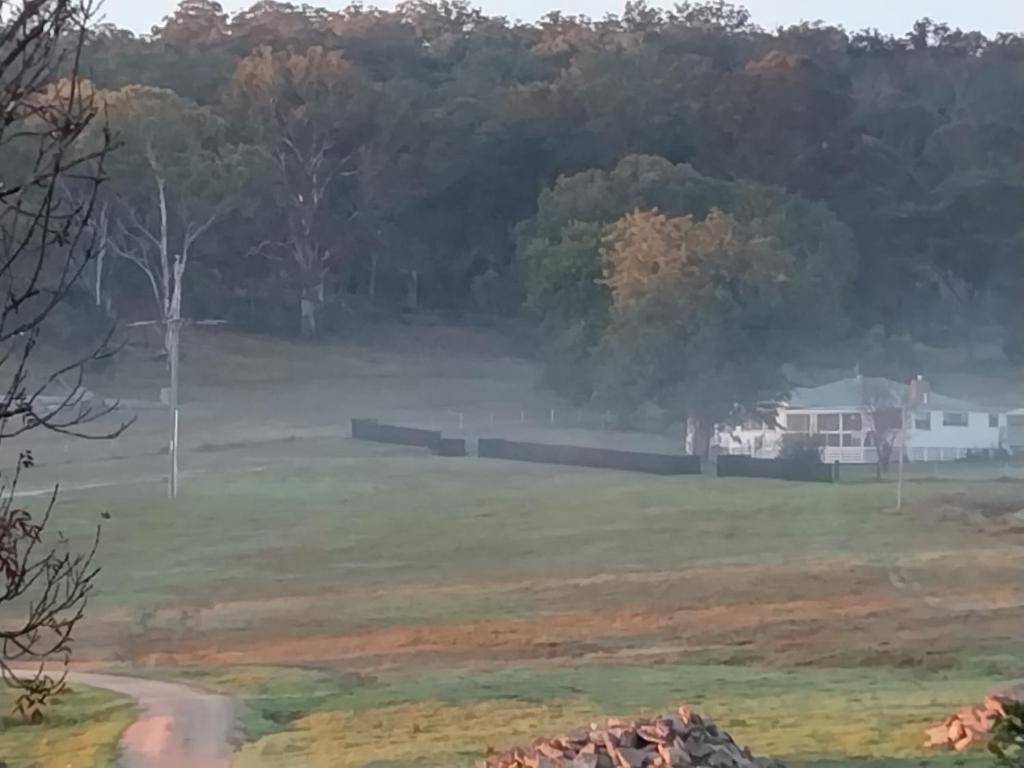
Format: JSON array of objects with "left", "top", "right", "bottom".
[{"left": 0, "top": 0, "right": 127, "bottom": 707}]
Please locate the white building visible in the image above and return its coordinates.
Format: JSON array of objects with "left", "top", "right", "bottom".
[{"left": 716, "top": 376, "right": 1006, "bottom": 464}]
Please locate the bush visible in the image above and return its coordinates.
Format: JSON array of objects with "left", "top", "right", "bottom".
[
  {"left": 960, "top": 448, "right": 1013, "bottom": 464},
  {"left": 779, "top": 433, "right": 824, "bottom": 465},
  {"left": 989, "top": 700, "right": 1024, "bottom": 768}
]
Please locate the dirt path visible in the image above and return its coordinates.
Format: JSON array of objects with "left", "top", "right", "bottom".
[{"left": 67, "top": 672, "right": 236, "bottom": 768}]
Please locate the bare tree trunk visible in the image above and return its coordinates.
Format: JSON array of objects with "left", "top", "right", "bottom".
[
  {"left": 94, "top": 246, "right": 104, "bottom": 308},
  {"left": 300, "top": 295, "right": 317, "bottom": 337},
  {"left": 297, "top": 254, "right": 321, "bottom": 338},
  {"left": 688, "top": 415, "right": 712, "bottom": 462},
  {"left": 368, "top": 251, "right": 378, "bottom": 299},
  {"left": 93, "top": 207, "right": 108, "bottom": 310},
  {"left": 405, "top": 269, "right": 419, "bottom": 310},
  {"left": 684, "top": 416, "right": 697, "bottom": 455}
]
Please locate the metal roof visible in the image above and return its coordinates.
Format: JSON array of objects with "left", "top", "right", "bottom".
[{"left": 787, "top": 377, "right": 989, "bottom": 412}]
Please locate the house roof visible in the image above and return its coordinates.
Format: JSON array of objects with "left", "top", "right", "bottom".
[{"left": 787, "top": 377, "right": 988, "bottom": 412}]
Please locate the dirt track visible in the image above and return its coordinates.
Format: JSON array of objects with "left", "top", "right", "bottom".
[{"left": 67, "top": 672, "right": 235, "bottom": 768}]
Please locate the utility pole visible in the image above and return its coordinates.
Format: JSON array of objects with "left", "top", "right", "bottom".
[
  {"left": 130, "top": 317, "right": 223, "bottom": 499},
  {"left": 167, "top": 317, "right": 181, "bottom": 499}
]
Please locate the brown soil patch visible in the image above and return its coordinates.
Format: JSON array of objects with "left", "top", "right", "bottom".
[{"left": 139, "top": 592, "right": 908, "bottom": 666}]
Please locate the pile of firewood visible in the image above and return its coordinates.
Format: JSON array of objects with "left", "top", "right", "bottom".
[
  {"left": 484, "top": 706, "right": 782, "bottom": 768},
  {"left": 924, "top": 695, "right": 1009, "bottom": 751}
]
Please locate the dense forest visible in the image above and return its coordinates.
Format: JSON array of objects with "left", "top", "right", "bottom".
[{"left": 34, "top": 0, "right": 1024, "bottom": 428}]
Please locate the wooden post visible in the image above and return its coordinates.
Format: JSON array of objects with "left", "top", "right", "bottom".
[{"left": 896, "top": 404, "right": 905, "bottom": 510}]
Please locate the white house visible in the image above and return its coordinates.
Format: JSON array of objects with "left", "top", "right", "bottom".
[
  {"left": 1006, "top": 409, "right": 1024, "bottom": 452},
  {"left": 716, "top": 376, "right": 1007, "bottom": 464}
]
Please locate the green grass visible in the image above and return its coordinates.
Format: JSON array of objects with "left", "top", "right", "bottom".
[
  {"left": 152, "top": 661, "right": 1004, "bottom": 767},
  {"left": 0, "top": 685, "right": 134, "bottom": 768},
  {"left": 11, "top": 434, "right": 1023, "bottom": 765},
  {"left": 35, "top": 435, "right": 1024, "bottom": 624}
]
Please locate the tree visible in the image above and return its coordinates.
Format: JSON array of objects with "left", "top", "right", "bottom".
[
  {"left": 153, "top": 0, "right": 229, "bottom": 45},
  {"left": 53, "top": 0, "right": 1024, "bottom": 350},
  {"left": 596, "top": 207, "right": 817, "bottom": 453},
  {"left": 520, "top": 156, "right": 856, "bottom": 446},
  {"left": 600, "top": 208, "right": 704, "bottom": 306},
  {"left": 671, "top": 1, "right": 754, "bottom": 32},
  {"left": 0, "top": 0, "right": 125, "bottom": 712},
  {"left": 861, "top": 379, "right": 903, "bottom": 479},
  {"left": 231, "top": 45, "right": 375, "bottom": 335},
  {"left": 97, "top": 86, "right": 257, "bottom": 356}
]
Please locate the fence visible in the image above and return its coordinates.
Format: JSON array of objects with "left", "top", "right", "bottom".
[
  {"left": 477, "top": 438, "right": 701, "bottom": 476},
  {"left": 433, "top": 438, "right": 468, "bottom": 457},
  {"left": 350, "top": 418, "right": 443, "bottom": 449},
  {"left": 716, "top": 455, "right": 838, "bottom": 483}
]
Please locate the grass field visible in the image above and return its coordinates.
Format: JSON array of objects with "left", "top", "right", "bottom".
[
  {"left": 182, "top": 662, "right": 1003, "bottom": 768},
  {"left": 0, "top": 685, "right": 133, "bottom": 768},
  {"left": 4, "top": 327, "right": 1024, "bottom": 766},
  {"left": 19, "top": 434, "right": 1024, "bottom": 767}
]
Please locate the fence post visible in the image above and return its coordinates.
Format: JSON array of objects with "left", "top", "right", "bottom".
[
  {"left": 458, "top": 412, "right": 464, "bottom": 431},
  {"left": 549, "top": 408, "right": 555, "bottom": 425},
  {"left": 520, "top": 410, "right": 526, "bottom": 425}
]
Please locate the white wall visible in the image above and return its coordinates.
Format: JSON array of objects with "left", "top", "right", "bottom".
[
  {"left": 907, "top": 410, "right": 1002, "bottom": 459},
  {"left": 717, "top": 408, "right": 1004, "bottom": 463}
]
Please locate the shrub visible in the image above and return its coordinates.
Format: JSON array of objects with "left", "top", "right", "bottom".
[
  {"left": 990, "top": 701, "right": 1024, "bottom": 768},
  {"left": 779, "top": 433, "right": 824, "bottom": 465}
]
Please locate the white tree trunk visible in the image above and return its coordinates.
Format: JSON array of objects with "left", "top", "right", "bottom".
[
  {"left": 300, "top": 297, "right": 317, "bottom": 337},
  {"left": 94, "top": 246, "right": 104, "bottom": 308},
  {"left": 368, "top": 251, "right": 378, "bottom": 299},
  {"left": 405, "top": 270, "right": 419, "bottom": 310}
]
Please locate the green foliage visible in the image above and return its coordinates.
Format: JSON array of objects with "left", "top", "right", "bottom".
[
  {"left": 990, "top": 701, "right": 1024, "bottom": 768},
  {"left": 779, "top": 433, "right": 824, "bottom": 465},
  {"left": 53, "top": 1, "right": 1024, "bottom": 348},
  {"left": 522, "top": 219, "right": 609, "bottom": 328},
  {"left": 853, "top": 327, "right": 920, "bottom": 381},
  {"left": 519, "top": 155, "right": 856, "bottom": 427}
]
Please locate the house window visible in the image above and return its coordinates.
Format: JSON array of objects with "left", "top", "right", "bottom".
[
  {"left": 989, "top": 414, "right": 999, "bottom": 428},
  {"left": 817, "top": 413, "right": 841, "bottom": 432},
  {"left": 787, "top": 414, "right": 811, "bottom": 432},
  {"left": 842, "top": 433, "right": 861, "bottom": 447},
  {"left": 943, "top": 412, "right": 969, "bottom": 427},
  {"left": 914, "top": 412, "right": 931, "bottom": 431},
  {"left": 842, "top": 413, "right": 862, "bottom": 431},
  {"left": 825, "top": 433, "right": 842, "bottom": 447}
]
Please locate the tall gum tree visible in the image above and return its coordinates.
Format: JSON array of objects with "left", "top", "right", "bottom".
[{"left": 231, "top": 45, "right": 375, "bottom": 336}]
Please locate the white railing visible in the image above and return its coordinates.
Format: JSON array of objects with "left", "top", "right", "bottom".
[
  {"left": 821, "top": 447, "right": 879, "bottom": 465},
  {"left": 718, "top": 444, "right": 778, "bottom": 459}
]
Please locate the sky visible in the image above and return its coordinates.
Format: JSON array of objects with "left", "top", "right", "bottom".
[{"left": 105, "top": 0, "right": 1022, "bottom": 36}]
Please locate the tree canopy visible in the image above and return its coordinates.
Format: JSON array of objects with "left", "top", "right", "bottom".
[{"left": 30, "top": 0, "right": 1024, "bottom": 425}]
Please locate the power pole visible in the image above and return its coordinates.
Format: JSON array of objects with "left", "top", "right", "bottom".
[
  {"left": 167, "top": 318, "right": 181, "bottom": 499},
  {"left": 130, "top": 317, "right": 224, "bottom": 499}
]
